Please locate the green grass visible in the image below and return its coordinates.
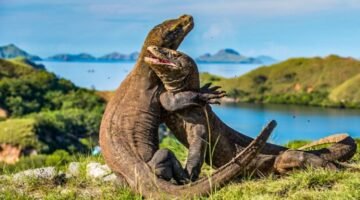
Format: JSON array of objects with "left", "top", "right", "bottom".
[
  {"left": 199, "top": 72, "right": 224, "bottom": 86},
  {"left": 207, "top": 169, "right": 360, "bottom": 200},
  {"left": 0, "top": 118, "right": 42, "bottom": 149},
  {"left": 329, "top": 74, "right": 360, "bottom": 106},
  {"left": 1, "top": 137, "right": 360, "bottom": 199},
  {"left": 3, "top": 165, "right": 360, "bottom": 200},
  {"left": 0, "top": 153, "right": 141, "bottom": 200},
  {"left": 8, "top": 57, "right": 43, "bottom": 70}
]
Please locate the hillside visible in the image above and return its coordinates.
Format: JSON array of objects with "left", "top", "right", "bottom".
[
  {"left": 329, "top": 74, "right": 360, "bottom": 104},
  {"left": 202, "top": 55, "right": 360, "bottom": 108},
  {"left": 8, "top": 57, "right": 45, "bottom": 70},
  {"left": 0, "top": 44, "right": 41, "bottom": 61},
  {"left": 0, "top": 58, "right": 105, "bottom": 159}
]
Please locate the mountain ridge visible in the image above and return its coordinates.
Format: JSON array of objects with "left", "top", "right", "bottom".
[
  {"left": 0, "top": 44, "right": 42, "bottom": 61},
  {"left": 196, "top": 48, "right": 276, "bottom": 64},
  {"left": 0, "top": 44, "right": 276, "bottom": 63}
]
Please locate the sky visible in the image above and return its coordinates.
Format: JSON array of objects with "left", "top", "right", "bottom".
[{"left": 1, "top": 0, "right": 360, "bottom": 60}]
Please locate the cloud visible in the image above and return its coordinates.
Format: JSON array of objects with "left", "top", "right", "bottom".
[
  {"left": 202, "top": 21, "right": 235, "bottom": 40},
  {"left": 203, "top": 24, "right": 223, "bottom": 40}
]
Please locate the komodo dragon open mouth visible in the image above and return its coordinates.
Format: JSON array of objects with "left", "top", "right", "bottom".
[{"left": 145, "top": 46, "right": 178, "bottom": 68}]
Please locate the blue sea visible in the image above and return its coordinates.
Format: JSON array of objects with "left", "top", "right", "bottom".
[{"left": 37, "top": 61, "right": 360, "bottom": 144}]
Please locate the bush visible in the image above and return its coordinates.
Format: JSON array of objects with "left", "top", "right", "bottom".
[
  {"left": 0, "top": 59, "right": 105, "bottom": 117},
  {"left": 32, "top": 108, "right": 103, "bottom": 153}
]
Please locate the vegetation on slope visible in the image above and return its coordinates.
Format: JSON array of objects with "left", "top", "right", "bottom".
[
  {"left": 0, "top": 119, "right": 40, "bottom": 149},
  {"left": 0, "top": 58, "right": 105, "bottom": 154},
  {"left": 200, "top": 55, "right": 360, "bottom": 108},
  {"left": 329, "top": 73, "right": 360, "bottom": 106}
]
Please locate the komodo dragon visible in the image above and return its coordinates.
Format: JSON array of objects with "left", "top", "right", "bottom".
[
  {"left": 147, "top": 46, "right": 357, "bottom": 176},
  {"left": 144, "top": 45, "right": 225, "bottom": 181},
  {"left": 99, "top": 15, "right": 277, "bottom": 199}
]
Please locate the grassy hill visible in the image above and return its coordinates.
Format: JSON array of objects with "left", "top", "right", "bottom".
[
  {"left": 202, "top": 55, "right": 360, "bottom": 108},
  {"left": 0, "top": 58, "right": 105, "bottom": 155},
  {"left": 329, "top": 73, "right": 360, "bottom": 104}
]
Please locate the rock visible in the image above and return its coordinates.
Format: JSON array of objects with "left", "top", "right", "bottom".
[
  {"left": 0, "top": 174, "right": 10, "bottom": 181},
  {"left": 66, "top": 162, "right": 80, "bottom": 178},
  {"left": 102, "top": 173, "right": 117, "bottom": 182},
  {"left": 86, "top": 162, "right": 112, "bottom": 179},
  {"left": 13, "top": 167, "right": 57, "bottom": 182}
]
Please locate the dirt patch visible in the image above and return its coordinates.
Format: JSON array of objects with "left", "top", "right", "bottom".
[
  {"left": 0, "top": 108, "right": 8, "bottom": 119},
  {"left": 0, "top": 143, "right": 21, "bottom": 164},
  {"left": 294, "top": 83, "right": 302, "bottom": 92}
]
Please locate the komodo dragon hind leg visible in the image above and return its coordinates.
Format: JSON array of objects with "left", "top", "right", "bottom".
[{"left": 148, "top": 148, "right": 190, "bottom": 184}]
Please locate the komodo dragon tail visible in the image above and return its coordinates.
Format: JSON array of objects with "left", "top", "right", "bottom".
[
  {"left": 109, "top": 120, "right": 276, "bottom": 199},
  {"left": 298, "top": 133, "right": 357, "bottom": 162}
]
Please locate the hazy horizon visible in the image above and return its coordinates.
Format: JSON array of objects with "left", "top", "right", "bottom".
[{"left": 1, "top": 0, "right": 360, "bottom": 60}]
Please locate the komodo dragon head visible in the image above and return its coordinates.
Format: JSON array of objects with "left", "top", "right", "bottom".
[
  {"left": 140, "top": 15, "right": 194, "bottom": 59},
  {"left": 144, "top": 45, "right": 197, "bottom": 92}
]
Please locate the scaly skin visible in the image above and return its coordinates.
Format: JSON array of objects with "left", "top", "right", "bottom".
[
  {"left": 298, "top": 134, "right": 351, "bottom": 151},
  {"left": 159, "top": 49, "right": 357, "bottom": 175},
  {"left": 144, "top": 45, "right": 226, "bottom": 181},
  {"left": 99, "top": 15, "right": 276, "bottom": 199}
]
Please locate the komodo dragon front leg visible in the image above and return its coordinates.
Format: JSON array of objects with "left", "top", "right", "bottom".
[
  {"left": 159, "top": 90, "right": 225, "bottom": 181},
  {"left": 149, "top": 90, "right": 225, "bottom": 183}
]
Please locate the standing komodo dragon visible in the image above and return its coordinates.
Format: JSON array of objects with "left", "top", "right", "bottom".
[
  {"left": 144, "top": 45, "right": 225, "bottom": 181},
  {"left": 99, "top": 15, "right": 277, "bottom": 199},
  {"left": 147, "top": 46, "right": 357, "bottom": 176}
]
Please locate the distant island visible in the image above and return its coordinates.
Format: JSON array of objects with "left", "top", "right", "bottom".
[
  {"left": 98, "top": 52, "right": 139, "bottom": 62},
  {"left": 47, "top": 52, "right": 140, "bottom": 62},
  {"left": 196, "top": 49, "right": 276, "bottom": 64},
  {"left": 0, "top": 44, "right": 140, "bottom": 62},
  {"left": 47, "top": 53, "right": 97, "bottom": 62},
  {"left": 0, "top": 44, "right": 42, "bottom": 61},
  {"left": 0, "top": 44, "right": 276, "bottom": 64}
]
